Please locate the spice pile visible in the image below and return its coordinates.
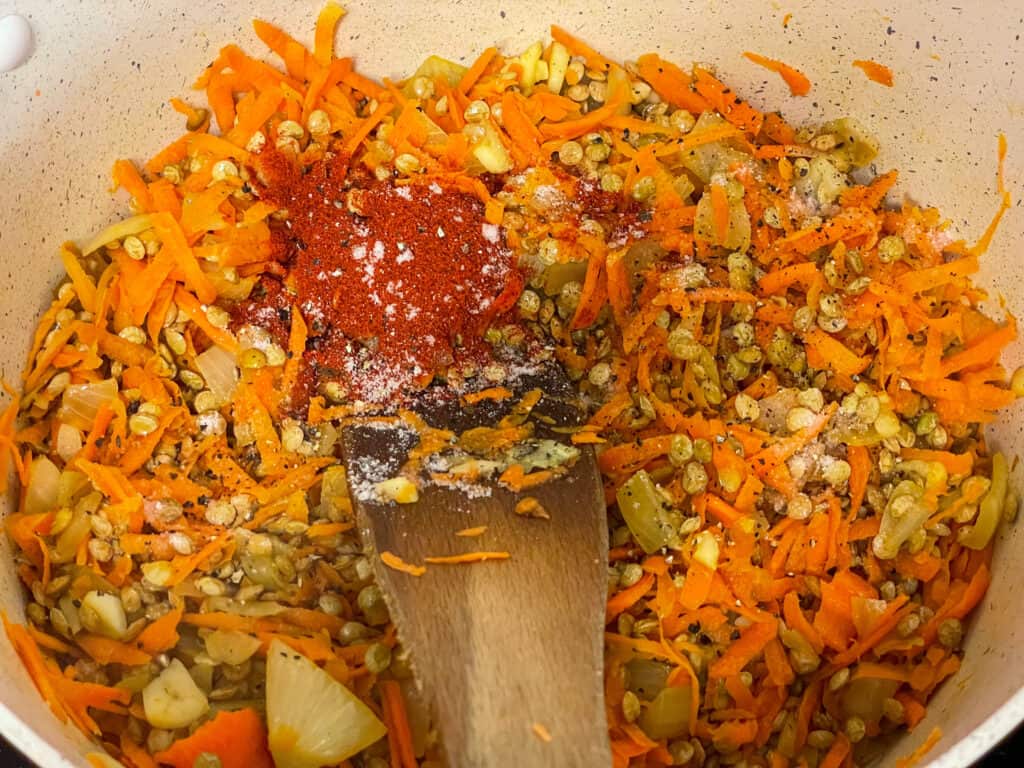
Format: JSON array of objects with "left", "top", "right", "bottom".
[
  {"left": 239, "top": 153, "right": 521, "bottom": 405},
  {"left": 0, "top": 5, "right": 1018, "bottom": 768}
]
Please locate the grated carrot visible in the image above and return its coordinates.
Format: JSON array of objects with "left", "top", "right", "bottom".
[
  {"left": 532, "top": 722, "right": 553, "bottom": 742},
  {"left": 743, "top": 51, "right": 811, "bottom": 96},
  {"left": 423, "top": 551, "right": 511, "bottom": 565},
  {"left": 381, "top": 551, "right": 427, "bottom": 576},
  {"left": 4, "top": 7, "right": 1017, "bottom": 767},
  {"left": 853, "top": 58, "right": 895, "bottom": 86},
  {"left": 895, "top": 727, "right": 943, "bottom": 768}
]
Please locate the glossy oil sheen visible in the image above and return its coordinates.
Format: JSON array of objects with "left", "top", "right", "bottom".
[{"left": 0, "top": 1, "right": 1022, "bottom": 766}]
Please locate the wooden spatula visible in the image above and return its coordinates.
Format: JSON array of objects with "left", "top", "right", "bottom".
[{"left": 342, "top": 364, "right": 611, "bottom": 767}]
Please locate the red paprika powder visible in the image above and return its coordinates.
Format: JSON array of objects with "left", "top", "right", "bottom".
[{"left": 237, "top": 152, "right": 522, "bottom": 404}]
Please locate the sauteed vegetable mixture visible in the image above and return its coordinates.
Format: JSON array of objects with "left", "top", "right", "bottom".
[{"left": 0, "top": 5, "right": 1017, "bottom": 768}]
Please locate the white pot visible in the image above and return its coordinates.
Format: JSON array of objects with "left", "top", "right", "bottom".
[{"left": 0, "top": 1, "right": 1021, "bottom": 765}]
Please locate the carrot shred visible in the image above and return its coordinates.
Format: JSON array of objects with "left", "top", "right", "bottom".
[
  {"left": 709, "top": 619, "right": 777, "bottom": 678},
  {"left": 635, "top": 54, "right": 711, "bottom": 115},
  {"left": 135, "top": 604, "right": 184, "bottom": 654},
  {"left": 423, "top": 551, "right": 511, "bottom": 564},
  {"left": 895, "top": 727, "right": 943, "bottom": 768},
  {"left": 154, "top": 708, "right": 274, "bottom": 768},
  {"left": 819, "top": 733, "right": 851, "bottom": 768},
  {"left": 379, "top": 680, "right": 417, "bottom": 768},
  {"left": 743, "top": 52, "right": 811, "bottom": 96},
  {"left": 76, "top": 634, "right": 152, "bottom": 666},
  {"left": 550, "top": 26, "right": 612, "bottom": 72},
  {"left": 852, "top": 59, "right": 894, "bottom": 87},
  {"left": 313, "top": 2, "right": 346, "bottom": 68},
  {"left": 532, "top": 722, "right": 553, "bottom": 743},
  {"left": 693, "top": 66, "right": 765, "bottom": 135},
  {"left": 458, "top": 47, "right": 499, "bottom": 94},
  {"left": 606, "top": 571, "right": 655, "bottom": 622},
  {"left": 461, "top": 387, "right": 513, "bottom": 405},
  {"left": 121, "top": 736, "right": 161, "bottom": 768},
  {"left": 381, "top": 551, "right": 427, "bottom": 576}
]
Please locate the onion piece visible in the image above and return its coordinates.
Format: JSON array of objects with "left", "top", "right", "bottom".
[
  {"left": 204, "top": 630, "right": 262, "bottom": 665},
  {"left": 55, "top": 424, "right": 83, "bottom": 463},
  {"left": 81, "top": 214, "right": 154, "bottom": 255},
  {"left": 639, "top": 685, "right": 692, "bottom": 740},
  {"left": 692, "top": 530, "right": 720, "bottom": 570},
  {"left": 615, "top": 470, "right": 681, "bottom": 554},
  {"left": 195, "top": 344, "right": 238, "bottom": 405},
  {"left": 24, "top": 456, "right": 60, "bottom": 516},
  {"left": 57, "top": 378, "right": 118, "bottom": 431}
]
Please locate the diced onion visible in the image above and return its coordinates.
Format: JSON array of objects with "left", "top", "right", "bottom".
[
  {"left": 81, "top": 214, "right": 154, "bottom": 255},
  {"left": 204, "top": 629, "right": 262, "bottom": 665},
  {"left": 195, "top": 344, "right": 238, "bottom": 405},
  {"left": 57, "top": 378, "right": 118, "bottom": 431},
  {"left": 472, "top": 123, "right": 513, "bottom": 174},
  {"left": 639, "top": 685, "right": 692, "bottom": 740},
  {"left": 24, "top": 456, "right": 60, "bottom": 516},
  {"left": 960, "top": 452, "right": 1008, "bottom": 550},
  {"left": 692, "top": 530, "right": 720, "bottom": 570},
  {"left": 81, "top": 590, "right": 128, "bottom": 640},
  {"left": 616, "top": 470, "right": 681, "bottom": 554},
  {"left": 57, "top": 470, "right": 89, "bottom": 508},
  {"left": 55, "top": 424, "right": 83, "bottom": 463},
  {"left": 547, "top": 42, "right": 570, "bottom": 95}
]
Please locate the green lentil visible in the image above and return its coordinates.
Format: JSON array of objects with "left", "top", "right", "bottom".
[
  {"left": 786, "top": 407, "right": 816, "bottom": 433},
  {"left": 787, "top": 494, "right": 813, "bottom": 521},
  {"left": 238, "top": 348, "right": 268, "bottom": 369},
  {"left": 727, "top": 252, "right": 755, "bottom": 290},
  {"left": 588, "top": 362, "right": 613, "bottom": 387},
  {"left": 666, "top": 327, "right": 702, "bottom": 361},
  {"left": 600, "top": 172, "right": 624, "bottom": 192},
  {"left": 622, "top": 691, "right": 642, "bottom": 723},
  {"left": 878, "top": 235, "right": 907, "bottom": 263},
  {"left": 558, "top": 140, "right": 584, "bottom": 165},
  {"left": 193, "top": 753, "right": 223, "bottom": 768},
  {"left": 828, "top": 667, "right": 850, "bottom": 691},
  {"left": 682, "top": 462, "right": 708, "bottom": 494},
  {"left": 807, "top": 730, "right": 835, "bottom": 750},
  {"left": 938, "top": 618, "right": 963, "bottom": 649},
  {"left": 882, "top": 697, "right": 905, "bottom": 723},
  {"left": 669, "top": 434, "right": 694, "bottom": 466},
  {"left": 845, "top": 716, "right": 866, "bottom": 743},
  {"left": 734, "top": 393, "right": 760, "bottom": 421},
  {"left": 128, "top": 412, "right": 159, "bottom": 436},
  {"left": 793, "top": 306, "right": 816, "bottom": 333},
  {"left": 620, "top": 563, "right": 644, "bottom": 587},
  {"left": 394, "top": 153, "right": 421, "bottom": 175},
  {"left": 358, "top": 584, "right": 390, "bottom": 626},
  {"left": 915, "top": 411, "right": 939, "bottom": 436},
  {"left": 693, "top": 439, "right": 712, "bottom": 464},
  {"left": 632, "top": 176, "right": 657, "bottom": 201},
  {"left": 123, "top": 236, "right": 146, "bottom": 261},
  {"left": 364, "top": 642, "right": 392, "bottom": 673}
]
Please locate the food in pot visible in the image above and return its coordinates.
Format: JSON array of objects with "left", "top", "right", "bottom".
[{"left": 1, "top": 4, "right": 1018, "bottom": 767}]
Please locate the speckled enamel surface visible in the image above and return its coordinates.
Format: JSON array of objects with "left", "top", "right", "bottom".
[{"left": 0, "top": 1, "right": 1022, "bottom": 766}]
